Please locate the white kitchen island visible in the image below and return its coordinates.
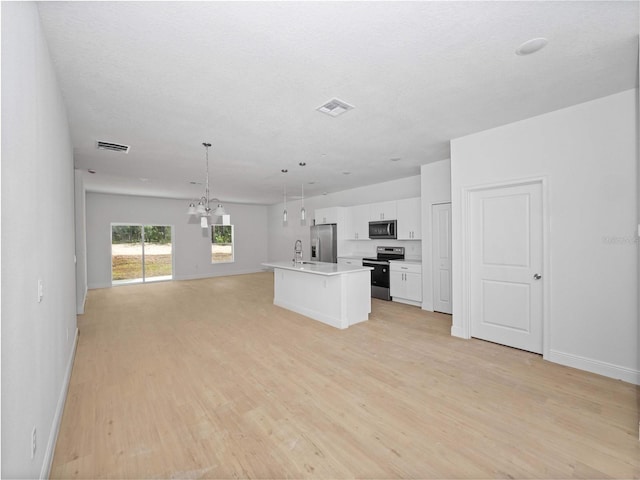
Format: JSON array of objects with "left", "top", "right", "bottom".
[{"left": 261, "top": 261, "right": 373, "bottom": 329}]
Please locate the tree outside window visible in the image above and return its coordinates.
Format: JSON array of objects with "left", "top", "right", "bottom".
[{"left": 212, "top": 225, "right": 234, "bottom": 263}]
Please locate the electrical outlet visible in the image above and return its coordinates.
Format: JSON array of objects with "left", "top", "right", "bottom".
[{"left": 31, "top": 426, "right": 36, "bottom": 459}]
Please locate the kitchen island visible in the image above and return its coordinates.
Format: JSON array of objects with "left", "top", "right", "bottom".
[{"left": 261, "top": 261, "right": 373, "bottom": 329}]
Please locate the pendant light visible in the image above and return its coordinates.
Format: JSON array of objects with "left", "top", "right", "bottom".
[
  {"left": 300, "top": 183, "right": 306, "bottom": 226},
  {"left": 283, "top": 185, "right": 288, "bottom": 225},
  {"left": 187, "top": 142, "right": 228, "bottom": 228}
]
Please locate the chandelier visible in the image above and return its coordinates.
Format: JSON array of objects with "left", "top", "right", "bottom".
[{"left": 187, "top": 142, "right": 226, "bottom": 228}]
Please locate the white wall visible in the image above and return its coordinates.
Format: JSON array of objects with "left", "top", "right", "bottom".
[
  {"left": 86, "top": 193, "right": 269, "bottom": 288},
  {"left": 451, "top": 89, "right": 638, "bottom": 384},
  {"left": 74, "top": 171, "right": 88, "bottom": 313},
  {"left": 267, "top": 175, "right": 422, "bottom": 262},
  {"left": 420, "top": 159, "right": 451, "bottom": 311},
  {"left": 1, "top": 2, "right": 78, "bottom": 477}
]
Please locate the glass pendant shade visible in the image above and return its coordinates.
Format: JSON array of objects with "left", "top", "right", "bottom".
[
  {"left": 300, "top": 184, "right": 306, "bottom": 225},
  {"left": 213, "top": 204, "right": 226, "bottom": 216},
  {"left": 282, "top": 185, "right": 288, "bottom": 226},
  {"left": 187, "top": 203, "right": 197, "bottom": 215}
]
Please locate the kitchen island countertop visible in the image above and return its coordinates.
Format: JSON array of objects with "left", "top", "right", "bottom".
[{"left": 262, "top": 260, "right": 372, "bottom": 276}]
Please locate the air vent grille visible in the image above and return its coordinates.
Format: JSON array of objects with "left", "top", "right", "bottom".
[
  {"left": 316, "top": 98, "right": 354, "bottom": 117},
  {"left": 96, "top": 141, "right": 130, "bottom": 153}
]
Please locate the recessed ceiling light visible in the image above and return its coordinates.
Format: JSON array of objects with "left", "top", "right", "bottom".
[
  {"left": 281, "top": 169, "right": 288, "bottom": 173},
  {"left": 390, "top": 157, "right": 401, "bottom": 162},
  {"left": 299, "top": 162, "right": 306, "bottom": 166},
  {"left": 88, "top": 169, "right": 96, "bottom": 174},
  {"left": 308, "top": 181, "right": 316, "bottom": 185},
  {"left": 140, "top": 177, "right": 149, "bottom": 182},
  {"left": 516, "top": 37, "right": 548, "bottom": 56},
  {"left": 342, "top": 171, "right": 351, "bottom": 175}
]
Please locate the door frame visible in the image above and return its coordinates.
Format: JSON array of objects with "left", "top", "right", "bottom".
[
  {"left": 110, "top": 223, "right": 175, "bottom": 285},
  {"left": 432, "top": 202, "right": 452, "bottom": 314},
  {"left": 460, "top": 176, "right": 551, "bottom": 358}
]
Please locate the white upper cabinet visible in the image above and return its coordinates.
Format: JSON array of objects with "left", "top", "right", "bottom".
[
  {"left": 369, "top": 201, "right": 397, "bottom": 221},
  {"left": 314, "top": 207, "right": 342, "bottom": 225},
  {"left": 397, "top": 197, "right": 422, "bottom": 239},
  {"left": 345, "top": 204, "right": 369, "bottom": 240}
]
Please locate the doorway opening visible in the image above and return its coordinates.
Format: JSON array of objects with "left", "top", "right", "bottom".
[{"left": 111, "top": 224, "right": 173, "bottom": 285}]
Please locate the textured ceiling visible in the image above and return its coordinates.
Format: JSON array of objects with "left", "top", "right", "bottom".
[{"left": 37, "top": 1, "right": 638, "bottom": 205}]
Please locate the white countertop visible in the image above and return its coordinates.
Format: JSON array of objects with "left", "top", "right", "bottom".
[
  {"left": 390, "top": 258, "right": 422, "bottom": 265},
  {"left": 262, "top": 261, "right": 372, "bottom": 276}
]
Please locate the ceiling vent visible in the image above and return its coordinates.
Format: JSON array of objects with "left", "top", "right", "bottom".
[
  {"left": 316, "top": 98, "right": 354, "bottom": 117},
  {"left": 96, "top": 141, "right": 130, "bottom": 153}
]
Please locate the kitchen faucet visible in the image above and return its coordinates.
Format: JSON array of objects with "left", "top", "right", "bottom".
[{"left": 294, "top": 239, "right": 303, "bottom": 264}]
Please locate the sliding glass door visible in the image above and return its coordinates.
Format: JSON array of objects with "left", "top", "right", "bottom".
[{"left": 111, "top": 224, "right": 173, "bottom": 285}]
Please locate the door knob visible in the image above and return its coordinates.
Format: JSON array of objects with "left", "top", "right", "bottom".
[{"left": 533, "top": 273, "right": 542, "bottom": 280}]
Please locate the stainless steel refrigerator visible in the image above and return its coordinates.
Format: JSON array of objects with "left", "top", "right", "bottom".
[{"left": 310, "top": 224, "right": 337, "bottom": 263}]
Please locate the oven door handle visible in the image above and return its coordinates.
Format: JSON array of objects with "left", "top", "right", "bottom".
[{"left": 363, "top": 260, "right": 389, "bottom": 266}]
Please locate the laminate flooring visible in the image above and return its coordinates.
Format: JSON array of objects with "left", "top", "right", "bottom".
[{"left": 51, "top": 272, "right": 640, "bottom": 479}]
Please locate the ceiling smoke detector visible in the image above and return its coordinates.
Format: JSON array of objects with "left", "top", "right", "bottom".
[
  {"left": 96, "top": 141, "right": 130, "bottom": 153},
  {"left": 316, "top": 98, "right": 354, "bottom": 117}
]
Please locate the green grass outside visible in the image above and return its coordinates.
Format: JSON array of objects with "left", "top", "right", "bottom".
[{"left": 112, "top": 254, "right": 172, "bottom": 280}]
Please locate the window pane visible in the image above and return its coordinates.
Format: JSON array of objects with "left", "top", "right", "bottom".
[
  {"left": 143, "top": 225, "right": 173, "bottom": 281},
  {"left": 212, "top": 225, "right": 234, "bottom": 263},
  {"left": 112, "top": 225, "right": 143, "bottom": 284}
]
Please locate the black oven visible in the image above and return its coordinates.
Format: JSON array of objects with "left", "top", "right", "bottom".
[
  {"left": 362, "top": 259, "right": 391, "bottom": 300},
  {"left": 362, "top": 246, "right": 405, "bottom": 300}
]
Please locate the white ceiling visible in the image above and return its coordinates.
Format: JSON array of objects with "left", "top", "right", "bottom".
[{"left": 37, "top": 1, "right": 639, "bottom": 205}]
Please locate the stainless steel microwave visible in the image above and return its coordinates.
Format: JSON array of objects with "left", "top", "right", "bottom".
[{"left": 368, "top": 220, "right": 397, "bottom": 239}]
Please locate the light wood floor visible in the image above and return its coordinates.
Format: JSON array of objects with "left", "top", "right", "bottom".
[{"left": 51, "top": 272, "right": 639, "bottom": 479}]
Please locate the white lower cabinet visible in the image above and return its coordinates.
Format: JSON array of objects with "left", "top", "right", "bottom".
[{"left": 390, "top": 262, "right": 422, "bottom": 307}]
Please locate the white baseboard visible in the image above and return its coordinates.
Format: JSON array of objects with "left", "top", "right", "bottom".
[
  {"left": 273, "top": 299, "right": 347, "bottom": 330},
  {"left": 546, "top": 349, "right": 640, "bottom": 385},
  {"left": 77, "top": 285, "right": 87, "bottom": 314},
  {"left": 176, "top": 268, "right": 264, "bottom": 281},
  {"left": 450, "top": 325, "right": 467, "bottom": 339},
  {"left": 41, "top": 327, "right": 79, "bottom": 479},
  {"left": 392, "top": 297, "right": 422, "bottom": 307}
]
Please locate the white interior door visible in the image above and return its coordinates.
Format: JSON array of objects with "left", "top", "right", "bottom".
[
  {"left": 432, "top": 203, "right": 452, "bottom": 314},
  {"left": 469, "top": 182, "right": 543, "bottom": 353}
]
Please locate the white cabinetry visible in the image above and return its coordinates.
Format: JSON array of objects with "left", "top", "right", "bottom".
[
  {"left": 397, "top": 197, "right": 421, "bottom": 239},
  {"left": 315, "top": 207, "right": 341, "bottom": 225},
  {"left": 369, "top": 201, "right": 397, "bottom": 221},
  {"left": 338, "top": 257, "right": 363, "bottom": 267},
  {"left": 390, "top": 262, "right": 422, "bottom": 307},
  {"left": 345, "top": 204, "right": 369, "bottom": 240}
]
